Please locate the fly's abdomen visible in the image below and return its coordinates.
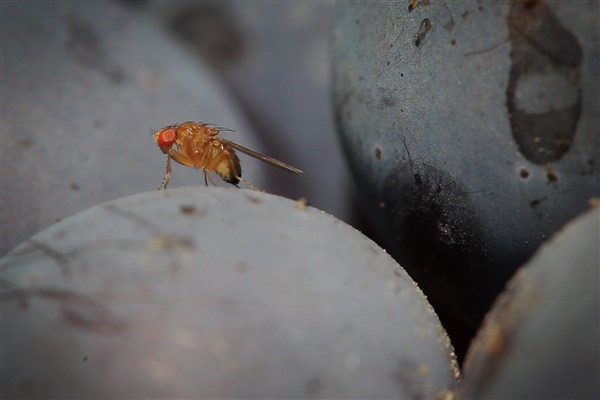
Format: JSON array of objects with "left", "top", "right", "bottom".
[{"left": 213, "top": 143, "right": 242, "bottom": 184}]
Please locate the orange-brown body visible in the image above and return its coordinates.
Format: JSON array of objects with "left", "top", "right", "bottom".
[
  {"left": 153, "top": 121, "right": 302, "bottom": 190},
  {"left": 167, "top": 121, "right": 242, "bottom": 184}
]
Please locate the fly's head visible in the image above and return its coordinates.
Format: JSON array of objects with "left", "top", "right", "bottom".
[{"left": 154, "top": 127, "right": 177, "bottom": 154}]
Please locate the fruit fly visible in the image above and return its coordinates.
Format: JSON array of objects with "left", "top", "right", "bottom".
[{"left": 153, "top": 121, "right": 302, "bottom": 190}]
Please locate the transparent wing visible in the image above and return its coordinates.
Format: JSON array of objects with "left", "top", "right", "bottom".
[
  {"left": 203, "top": 122, "right": 236, "bottom": 133},
  {"left": 220, "top": 138, "right": 303, "bottom": 175}
]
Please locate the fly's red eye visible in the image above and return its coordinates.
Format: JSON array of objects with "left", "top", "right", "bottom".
[{"left": 157, "top": 129, "right": 176, "bottom": 149}]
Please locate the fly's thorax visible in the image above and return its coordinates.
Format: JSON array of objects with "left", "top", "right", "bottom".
[{"left": 175, "top": 131, "right": 210, "bottom": 164}]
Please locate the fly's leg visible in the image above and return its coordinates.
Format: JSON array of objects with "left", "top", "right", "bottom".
[
  {"left": 204, "top": 149, "right": 247, "bottom": 189},
  {"left": 203, "top": 170, "right": 218, "bottom": 187},
  {"left": 158, "top": 154, "right": 172, "bottom": 190},
  {"left": 170, "top": 150, "right": 195, "bottom": 168},
  {"left": 159, "top": 150, "right": 194, "bottom": 190},
  {"left": 236, "top": 176, "right": 263, "bottom": 192},
  {"left": 204, "top": 147, "right": 263, "bottom": 191},
  {"left": 200, "top": 147, "right": 217, "bottom": 187}
]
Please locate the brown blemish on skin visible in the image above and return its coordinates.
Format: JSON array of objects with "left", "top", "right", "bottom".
[
  {"left": 484, "top": 323, "right": 506, "bottom": 356},
  {"left": 295, "top": 197, "right": 309, "bottom": 210},
  {"left": 519, "top": 168, "right": 529, "bottom": 178},
  {"left": 180, "top": 204, "right": 198, "bottom": 215},
  {"left": 463, "top": 267, "right": 544, "bottom": 396},
  {"left": 408, "top": 0, "right": 430, "bottom": 12},
  {"left": 463, "top": 320, "right": 512, "bottom": 395},
  {"left": 545, "top": 165, "right": 558, "bottom": 183},
  {"left": 415, "top": 19, "right": 432, "bottom": 47},
  {"left": 408, "top": 0, "right": 419, "bottom": 12},
  {"left": 530, "top": 196, "right": 546, "bottom": 209}
]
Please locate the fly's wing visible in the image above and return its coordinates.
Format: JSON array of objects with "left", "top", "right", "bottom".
[{"left": 220, "top": 139, "right": 303, "bottom": 175}]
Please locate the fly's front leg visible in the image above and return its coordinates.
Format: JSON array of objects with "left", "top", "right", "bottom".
[
  {"left": 157, "top": 149, "right": 196, "bottom": 190},
  {"left": 158, "top": 154, "right": 172, "bottom": 190}
]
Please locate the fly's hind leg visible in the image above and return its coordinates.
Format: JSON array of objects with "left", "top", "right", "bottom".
[
  {"left": 203, "top": 149, "right": 262, "bottom": 191},
  {"left": 236, "top": 176, "right": 263, "bottom": 192},
  {"left": 158, "top": 154, "right": 172, "bottom": 190}
]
